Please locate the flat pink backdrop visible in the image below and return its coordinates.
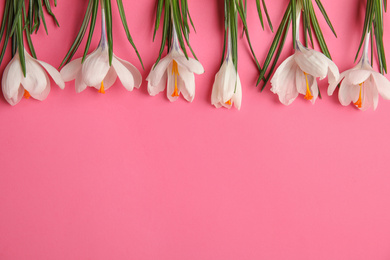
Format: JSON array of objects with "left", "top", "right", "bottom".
[{"left": 1, "top": 0, "right": 390, "bottom": 259}]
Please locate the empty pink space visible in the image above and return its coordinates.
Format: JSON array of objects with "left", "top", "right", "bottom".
[{"left": 1, "top": 0, "right": 390, "bottom": 259}]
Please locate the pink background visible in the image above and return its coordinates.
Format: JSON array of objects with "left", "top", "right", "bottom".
[{"left": 1, "top": 0, "right": 390, "bottom": 259}]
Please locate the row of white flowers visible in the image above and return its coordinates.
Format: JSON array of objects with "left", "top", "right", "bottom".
[{"left": 2, "top": 22, "right": 389, "bottom": 111}]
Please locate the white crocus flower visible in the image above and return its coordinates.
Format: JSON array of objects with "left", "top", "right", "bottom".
[
  {"left": 271, "top": 40, "right": 339, "bottom": 105},
  {"left": 211, "top": 51, "right": 242, "bottom": 110},
  {"left": 328, "top": 34, "right": 390, "bottom": 111},
  {"left": 2, "top": 49, "right": 64, "bottom": 106},
  {"left": 147, "top": 29, "right": 204, "bottom": 102},
  {"left": 60, "top": 9, "right": 142, "bottom": 94},
  {"left": 270, "top": 10, "right": 339, "bottom": 105}
]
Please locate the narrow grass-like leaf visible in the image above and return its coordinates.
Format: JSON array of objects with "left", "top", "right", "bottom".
[
  {"left": 355, "top": 0, "right": 373, "bottom": 61},
  {"left": 60, "top": 0, "right": 93, "bottom": 67},
  {"left": 153, "top": 0, "right": 164, "bottom": 41},
  {"left": 308, "top": 0, "right": 331, "bottom": 59},
  {"left": 256, "top": 0, "right": 264, "bottom": 29},
  {"left": 116, "top": 0, "right": 144, "bottom": 68},
  {"left": 262, "top": 0, "right": 273, "bottom": 32},
  {"left": 261, "top": 21, "right": 290, "bottom": 90},
  {"left": 43, "top": 0, "right": 60, "bottom": 26},
  {"left": 315, "top": 0, "right": 337, "bottom": 37},
  {"left": 235, "top": 0, "right": 261, "bottom": 70},
  {"left": 154, "top": 0, "right": 170, "bottom": 66},
  {"left": 82, "top": 0, "right": 98, "bottom": 63},
  {"left": 257, "top": 2, "right": 291, "bottom": 85},
  {"left": 292, "top": 0, "right": 296, "bottom": 49}
]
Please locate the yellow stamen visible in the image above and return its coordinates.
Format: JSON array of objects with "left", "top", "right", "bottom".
[
  {"left": 225, "top": 99, "right": 232, "bottom": 106},
  {"left": 171, "top": 60, "right": 179, "bottom": 97},
  {"left": 303, "top": 72, "right": 313, "bottom": 100},
  {"left": 98, "top": 81, "right": 105, "bottom": 94},
  {"left": 23, "top": 90, "right": 31, "bottom": 99},
  {"left": 354, "top": 83, "right": 363, "bottom": 108}
]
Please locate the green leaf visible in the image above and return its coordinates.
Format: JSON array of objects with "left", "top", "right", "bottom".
[
  {"left": 153, "top": 0, "right": 164, "bottom": 41},
  {"left": 82, "top": 0, "right": 98, "bottom": 63},
  {"left": 308, "top": 0, "right": 331, "bottom": 59},
  {"left": 60, "top": 0, "right": 93, "bottom": 68},
  {"left": 355, "top": 0, "right": 373, "bottom": 62},
  {"left": 257, "top": 2, "right": 291, "bottom": 85},
  {"left": 291, "top": 0, "right": 296, "bottom": 49},
  {"left": 262, "top": 0, "right": 273, "bottom": 32},
  {"left": 116, "top": 0, "right": 144, "bottom": 69},
  {"left": 315, "top": 0, "right": 337, "bottom": 37},
  {"left": 154, "top": 0, "right": 169, "bottom": 67},
  {"left": 262, "top": 20, "right": 290, "bottom": 90}
]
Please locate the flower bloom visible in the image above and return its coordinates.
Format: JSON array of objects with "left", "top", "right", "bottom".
[
  {"left": 328, "top": 56, "right": 390, "bottom": 110},
  {"left": 270, "top": 41, "right": 339, "bottom": 105},
  {"left": 60, "top": 38, "right": 142, "bottom": 94},
  {"left": 211, "top": 55, "right": 242, "bottom": 110},
  {"left": 2, "top": 49, "right": 64, "bottom": 106},
  {"left": 147, "top": 32, "right": 204, "bottom": 102}
]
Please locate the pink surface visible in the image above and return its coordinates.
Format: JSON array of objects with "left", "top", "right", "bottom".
[{"left": 1, "top": 0, "right": 390, "bottom": 259}]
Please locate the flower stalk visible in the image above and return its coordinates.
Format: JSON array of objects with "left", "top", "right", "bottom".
[{"left": 355, "top": 0, "right": 387, "bottom": 74}]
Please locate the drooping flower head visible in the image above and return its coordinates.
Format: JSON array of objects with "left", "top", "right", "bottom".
[
  {"left": 211, "top": 0, "right": 271, "bottom": 110},
  {"left": 0, "top": 0, "right": 63, "bottom": 105},
  {"left": 259, "top": 0, "right": 339, "bottom": 104},
  {"left": 2, "top": 50, "right": 64, "bottom": 106},
  {"left": 328, "top": 33, "right": 390, "bottom": 110},
  {"left": 60, "top": 0, "right": 142, "bottom": 93},
  {"left": 147, "top": 28, "right": 204, "bottom": 102},
  {"left": 271, "top": 40, "right": 339, "bottom": 105},
  {"left": 147, "top": 0, "right": 204, "bottom": 102}
]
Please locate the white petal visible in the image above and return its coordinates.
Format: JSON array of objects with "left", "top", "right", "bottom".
[
  {"left": 21, "top": 56, "right": 48, "bottom": 95},
  {"left": 328, "top": 71, "right": 348, "bottom": 96},
  {"left": 146, "top": 55, "right": 172, "bottom": 86},
  {"left": 372, "top": 72, "right": 390, "bottom": 100},
  {"left": 30, "top": 73, "right": 51, "bottom": 101},
  {"left": 294, "top": 45, "right": 329, "bottom": 78},
  {"left": 178, "top": 66, "right": 195, "bottom": 102},
  {"left": 271, "top": 56, "right": 298, "bottom": 105},
  {"left": 81, "top": 47, "right": 110, "bottom": 86},
  {"left": 112, "top": 56, "right": 135, "bottom": 91},
  {"left": 115, "top": 55, "right": 142, "bottom": 89},
  {"left": 60, "top": 58, "right": 82, "bottom": 82},
  {"left": 296, "top": 69, "right": 307, "bottom": 95},
  {"left": 174, "top": 55, "right": 204, "bottom": 74},
  {"left": 211, "top": 66, "right": 225, "bottom": 107},
  {"left": 326, "top": 59, "right": 340, "bottom": 85},
  {"left": 338, "top": 79, "right": 354, "bottom": 106},
  {"left": 310, "top": 76, "right": 319, "bottom": 104},
  {"left": 75, "top": 72, "right": 87, "bottom": 93},
  {"left": 232, "top": 74, "right": 242, "bottom": 110},
  {"left": 347, "top": 69, "right": 372, "bottom": 85},
  {"left": 37, "top": 60, "right": 65, "bottom": 89},
  {"left": 148, "top": 72, "right": 167, "bottom": 96},
  {"left": 222, "top": 62, "right": 237, "bottom": 104},
  {"left": 2, "top": 54, "right": 23, "bottom": 104},
  {"left": 360, "top": 79, "right": 374, "bottom": 111},
  {"left": 92, "top": 67, "right": 118, "bottom": 90}
]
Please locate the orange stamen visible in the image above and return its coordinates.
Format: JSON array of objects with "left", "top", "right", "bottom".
[
  {"left": 303, "top": 72, "right": 313, "bottom": 100},
  {"left": 171, "top": 60, "right": 179, "bottom": 97},
  {"left": 98, "top": 81, "right": 105, "bottom": 94},
  {"left": 354, "top": 83, "right": 363, "bottom": 108},
  {"left": 23, "top": 90, "right": 31, "bottom": 99},
  {"left": 225, "top": 99, "right": 232, "bottom": 106}
]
